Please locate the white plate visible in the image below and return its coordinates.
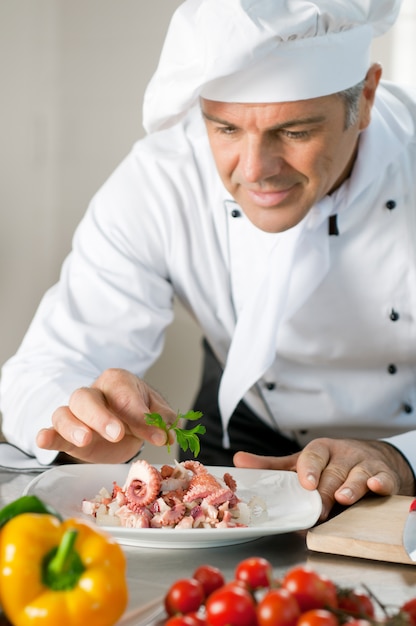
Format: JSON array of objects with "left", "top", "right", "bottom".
[{"left": 24, "top": 464, "right": 321, "bottom": 548}]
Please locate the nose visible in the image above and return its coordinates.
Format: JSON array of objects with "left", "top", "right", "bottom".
[{"left": 238, "top": 135, "right": 283, "bottom": 184}]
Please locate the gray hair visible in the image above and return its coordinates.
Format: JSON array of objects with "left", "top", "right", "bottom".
[{"left": 337, "top": 79, "right": 366, "bottom": 129}]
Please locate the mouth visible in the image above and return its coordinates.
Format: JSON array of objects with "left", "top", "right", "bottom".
[{"left": 245, "top": 185, "right": 296, "bottom": 208}]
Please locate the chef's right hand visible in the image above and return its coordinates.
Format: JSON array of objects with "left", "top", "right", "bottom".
[{"left": 36, "top": 368, "right": 177, "bottom": 463}]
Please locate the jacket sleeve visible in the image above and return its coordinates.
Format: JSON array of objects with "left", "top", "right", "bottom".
[
  {"left": 383, "top": 432, "right": 416, "bottom": 479},
  {"left": 0, "top": 146, "right": 175, "bottom": 463}
]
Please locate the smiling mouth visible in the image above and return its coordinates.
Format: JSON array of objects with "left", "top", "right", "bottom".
[{"left": 245, "top": 186, "right": 296, "bottom": 208}]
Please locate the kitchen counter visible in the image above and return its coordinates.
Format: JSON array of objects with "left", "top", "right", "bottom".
[{"left": 1, "top": 469, "right": 416, "bottom": 625}]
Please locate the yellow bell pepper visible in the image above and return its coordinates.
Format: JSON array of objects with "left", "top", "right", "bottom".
[{"left": 0, "top": 512, "right": 128, "bottom": 626}]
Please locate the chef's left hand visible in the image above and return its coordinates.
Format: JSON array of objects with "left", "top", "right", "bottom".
[{"left": 233, "top": 438, "right": 416, "bottom": 521}]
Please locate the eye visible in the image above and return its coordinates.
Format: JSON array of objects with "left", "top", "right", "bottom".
[
  {"left": 281, "top": 129, "right": 310, "bottom": 140},
  {"left": 214, "top": 124, "right": 238, "bottom": 136}
]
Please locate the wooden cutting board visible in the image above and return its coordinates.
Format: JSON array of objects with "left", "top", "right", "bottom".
[{"left": 306, "top": 495, "right": 416, "bottom": 565}]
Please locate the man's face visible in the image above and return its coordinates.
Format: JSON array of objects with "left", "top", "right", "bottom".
[{"left": 201, "top": 86, "right": 373, "bottom": 233}]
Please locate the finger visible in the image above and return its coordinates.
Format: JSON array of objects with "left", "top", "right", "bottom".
[
  {"left": 68, "top": 387, "right": 125, "bottom": 443},
  {"left": 295, "top": 441, "right": 331, "bottom": 490},
  {"left": 332, "top": 465, "right": 375, "bottom": 506},
  {"left": 50, "top": 402, "right": 142, "bottom": 462},
  {"left": 145, "top": 388, "right": 178, "bottom": 425},
  {"left": 36, "top": 425, "right": 142, "bottom": 463},
  {"left": 91, "top": 370, "right": 176, "bottom": 446},
  {"left": 367, "top": 471, "right": 397, "bottom": 496},
  {"left": 294, "top": 443, "right": 342, "bottom": 520},
  {"left": 233, "top": 450, "right": 299, "bottom": 471},
  {"left": 141, "top": 388, "right": 177, "bottom": 447},
  {"left": 334, "top": 464, "right": 400, "bottom": 505},
  {"left": 36, "top": 426, "right": 83, "bottom": 452}
]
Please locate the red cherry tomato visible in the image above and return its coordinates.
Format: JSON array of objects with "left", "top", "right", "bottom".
[
  {"left": 165, "top": 578, "right": 205, "bottom": 616},
  {"left": 193, "top": 565, "right": 226, "bottom": 597},
  {"left": 235, "top": 556, "right": 273, "bottom": 590},
  {"left": 297, "top": 609, "right": 339, "bottom": 626},
  {"left": 337, "top": 590, "right": 375, "bottom": 618},
  {"left": 402, "top": 598, "right": 416, "bottom": 626},
  {"left": 205, "top": 585, "right": 257, "bottom": 626},
  {"left": 257, "top": 587, "right": 301, "bottom": 626},
  {"left": 282, "top": 566, "right": 338, "bottom": 612}
]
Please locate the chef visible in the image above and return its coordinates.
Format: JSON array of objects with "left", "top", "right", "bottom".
[{"left": 1, "top": 0, "right": 415, "bottom": 519}]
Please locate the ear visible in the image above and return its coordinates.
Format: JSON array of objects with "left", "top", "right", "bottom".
[{"left": 358, "top": 63, "right": 382, "bottom": 130}]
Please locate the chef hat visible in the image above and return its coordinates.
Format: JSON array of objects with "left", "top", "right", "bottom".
[{"left": 142, "top": 0, "right": 402, "bottom": 133}]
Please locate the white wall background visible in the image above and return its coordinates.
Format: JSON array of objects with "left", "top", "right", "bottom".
[{"left": 0, "top": 1, "right": 415, "bottom": 463}]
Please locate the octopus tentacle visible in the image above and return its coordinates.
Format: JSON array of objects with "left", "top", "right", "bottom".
[
  {"left": 123, "top": 459, "right": 162, "bottom": 508},
  {"left": 223, "top": 472, "right": 237, "bottom": 492},
  {"left": 183, "top": 460, "right": 207, "bottom": 475},
  {"left": 204, "top": 487, "right": 234, "bottom": 506},
  {"left": 183, "top": 472, "right": 223, "bottom": 503}
]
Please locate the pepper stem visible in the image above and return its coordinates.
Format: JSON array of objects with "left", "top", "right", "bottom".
[
  {"left": 43, "top": 529, "right": 85, "bottom": 590},
  {"left": 48, "top": 529, "right": 78, "bottom": 575}
]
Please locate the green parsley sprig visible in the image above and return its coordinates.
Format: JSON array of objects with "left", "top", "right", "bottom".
[{"left": 145, "top": 410, "right": 206, "bottom": 458}]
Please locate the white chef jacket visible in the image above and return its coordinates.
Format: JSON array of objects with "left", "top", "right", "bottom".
[{"left": 1, "top": 80, "right": 416, "bottom": 470}]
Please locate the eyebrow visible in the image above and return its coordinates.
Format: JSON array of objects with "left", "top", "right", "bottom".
[{"left": 201, "top": 110, "right": 326, "bottom": 131}]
